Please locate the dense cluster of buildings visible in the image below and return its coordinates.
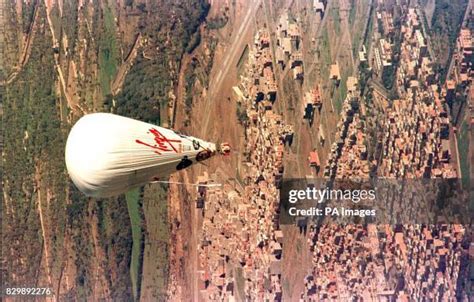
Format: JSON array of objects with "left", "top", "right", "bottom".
[
  {"left": 276, "top": 13, "right": 304, "bottom": 80},
  {"left": 196, "top": 28, "right": 293, "bottom": 301},
  {"left": 301, "top": 224, "right": 468, "bottom": 300},
  {"left": 299, "top": 7, "right": 469, "bottom": 301},
  {"left": 374, "top": 38, "right": 393, "bottom": 74},
  {"left": 189, "top": 4, "right": 471, "bottom": 301},
  {"left": 252, "top": 30, "right": 278, "bottom": 104},
  {"left": 452, "top": 27, "right": 473, "bottom": 86},
  {"left": 324, "top": 76, "right": 370, "bottom": 179},
  {"left": 379, "top": 8, "right": 456, "bottom": 179},
  {"left": 374, "top": 10, "right": 395, "bottom": 74},
  {"left": 449, "top": 26, "right": 474, "bottom": 124},
  {"left": 378, "top": 10, "right": 395, "bottom": 35}
]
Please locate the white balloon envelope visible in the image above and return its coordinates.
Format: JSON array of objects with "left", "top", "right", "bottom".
[{"left": 65, "top": 113, "right": 220, "bottom": 197}]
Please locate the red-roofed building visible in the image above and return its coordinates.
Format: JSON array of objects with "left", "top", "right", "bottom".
[{"left": 308, "top": 151, "right": 320, "bottom": 168}]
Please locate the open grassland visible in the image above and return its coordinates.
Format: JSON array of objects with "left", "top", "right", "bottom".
[
  {"left": 331, "top": 7, "right": 341, "bottom": 35},
  {"left": 457, "top": 122, "right": 470, "bottom": 189},
  {"left": 126, "top": 188, "right": 143, "bottom": 300},
  {"left": 140, "top": 183, "right": 170, "bottom": 300},
  {"left": 428, "top": 0, "right": 468, "bottom": 80},
  {"left": 319, "top": 27, "right": 331, "bottom": 80},
  {"left": 99, "top": 4, "right": 119, "bottom": 96}
]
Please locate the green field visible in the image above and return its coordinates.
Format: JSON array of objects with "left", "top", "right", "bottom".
[
  {"left": 349, "top": 3, "right": 357, "bottom": 25},
  {"left": 334, "top": 80, "right": 346, "bottom": 113},
  {"left": 332, "top": 8, "right": 341, "bottom": 35},
  {"left": 141, "top": 184, "right": 170, "bottom": 300},
  {"left": 237, "top": 44, "right": 249, "bottom": 76},
  {"left": 98, "top": 5, "right": 119, "bottom": 96},
  {"left": 350, "top": 1, "right": 370, "bottom": 59},
  {"left": 457, "top": 122, "right": 470, "bottom": 189},
  {"left": 429, "top": 0, "right": 468, "bottom": 71},
  {"left": 319, "top": 27, "right": 331, "bottom": 80},
  {"left": 126, "top": 188, "right": 143, "bottom": 300},
  {"left": 335, "top": 63, "right": 352, "bottom": 113},
  {"left": 363, "top": 4, "right": 375, "bottom": 53}
]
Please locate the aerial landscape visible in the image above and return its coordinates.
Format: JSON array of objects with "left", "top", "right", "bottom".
[{"left": 1, "top": 0, "right": 473, "bottom": 301}]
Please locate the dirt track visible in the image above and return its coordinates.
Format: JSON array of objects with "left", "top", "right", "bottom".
[{"left": 200, "top": 0, "right": 262, "bottom": 139}]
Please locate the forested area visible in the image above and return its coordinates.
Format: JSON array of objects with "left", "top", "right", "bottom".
[
  {"left": 115, "top": 0, "right": 210, "bottom": 124},
  {"left": 2, "top": 0, "right": 209, "bottom": 299}
]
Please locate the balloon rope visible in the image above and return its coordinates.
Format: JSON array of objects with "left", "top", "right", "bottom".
[{"left": 151, "top": 180, "right": 222, "bottom": 187}]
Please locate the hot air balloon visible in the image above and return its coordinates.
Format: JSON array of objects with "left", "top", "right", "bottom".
[{"left": 65, "top": 113, "right": 230, "bottom": 197}]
